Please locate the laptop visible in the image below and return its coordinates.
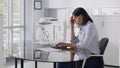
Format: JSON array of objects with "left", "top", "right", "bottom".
[{"left": 44, "top": 31, "right": 62, "bottom": 49}]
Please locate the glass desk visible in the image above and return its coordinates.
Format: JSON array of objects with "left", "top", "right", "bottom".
[{"left": 9, "top": 47, "right": 79, "bottom": 68}]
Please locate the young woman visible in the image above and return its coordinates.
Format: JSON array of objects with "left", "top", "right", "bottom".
[{"left": 56, "top": 7, "right": 101, "bottom": 68}]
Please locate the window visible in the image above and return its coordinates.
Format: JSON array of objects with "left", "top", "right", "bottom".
[{"left": 1, "top": 0, "right": 25, "bottom": 57}]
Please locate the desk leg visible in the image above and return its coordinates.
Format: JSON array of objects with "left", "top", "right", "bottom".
[
  {"left": 15, "top": 58, "right": 17, "bottom": 68},
  {"left": 35, "top": 61, "right": 37, "bottom": 68},
  {"left": 21, "top": 59, "right": 24, "bottom": 68},
  {"left": 53, "top": 62, "right": 56, "bottom": 68}
]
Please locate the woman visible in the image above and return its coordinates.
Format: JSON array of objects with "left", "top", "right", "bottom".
[{"left": 57, "top": 7, "right": 101, "bottom": 68}]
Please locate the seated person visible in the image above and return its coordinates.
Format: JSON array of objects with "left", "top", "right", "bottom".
[{"left": 56, "top": 7, "right": 101, "bottom": 68}]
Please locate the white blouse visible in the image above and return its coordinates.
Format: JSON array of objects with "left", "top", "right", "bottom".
[{"left": 71, "top": 21, "right": 100, "bottom": 60}]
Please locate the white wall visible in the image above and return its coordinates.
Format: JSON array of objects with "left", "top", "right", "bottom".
[
  {"left": 68, "top": 0, "right": 120, "bottom": 8},
  {"left": 103, "top": 16, "right": 120, "bottom": 66},
  {"left": 44, "top": 0, "right": 120, "bottom": 8},
  {"left": 33, "top": 0, "right": 45, "bottom": 41},
  {"left": 92, "top": 15, "right": 120, "bottom": 66},
  {"left": 45, "top": 0, "right": 68, "bottom": 8},
  {"left": 25, "top": 0, "right": 45, "bottom": 58},
  {"left": 0, "top": 14, "right": 4, "bottom": 68},
  {"left": 25, "top": 0, "right": 34, "bottom": 58}
]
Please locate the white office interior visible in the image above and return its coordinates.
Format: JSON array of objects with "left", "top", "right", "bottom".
[{"left": 0, "top": 0, "right": 120, "bottom": 68}]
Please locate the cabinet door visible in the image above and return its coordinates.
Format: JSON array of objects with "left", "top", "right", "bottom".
[{"left": 103, "top": 15, "right": 120, "bottom": 66}]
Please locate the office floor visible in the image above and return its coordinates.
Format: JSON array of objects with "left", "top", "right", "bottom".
[{"left": 5, "top": 60, "right": 116, "bottom": 68}]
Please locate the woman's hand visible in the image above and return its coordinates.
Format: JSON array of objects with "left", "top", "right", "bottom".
[
  {"left": 56, "top": 42, "right": 77, "bottom": 51},
  {"left": 56, "top": 42, "right": 67, "bottom": 48},
  {"left": 70, "top": 16, "right": 75, "bottom": 26}
]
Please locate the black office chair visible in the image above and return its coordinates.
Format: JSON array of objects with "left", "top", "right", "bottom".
[
  {"left": 81, "top": 38, "right": 109, "bottom": 68},
  {"left": 99, "top": 38, "right": 109, "bottom": 55}
]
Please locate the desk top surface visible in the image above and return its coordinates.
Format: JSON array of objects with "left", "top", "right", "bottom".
[{"left": 9, "top": 47, "right": 80, "bottom": 62}]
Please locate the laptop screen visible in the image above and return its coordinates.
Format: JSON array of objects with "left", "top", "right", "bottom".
[{"left": 44, "top": 31, "right": 52, "bottom": 45}]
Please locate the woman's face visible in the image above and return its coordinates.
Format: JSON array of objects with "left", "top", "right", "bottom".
[{"left": 73, "top": 15, "right": 83, "bottom": 26}]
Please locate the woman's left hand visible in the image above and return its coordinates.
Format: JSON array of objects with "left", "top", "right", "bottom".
[{"left": 56, "top": 42, "right": 68, "bottom": 48}]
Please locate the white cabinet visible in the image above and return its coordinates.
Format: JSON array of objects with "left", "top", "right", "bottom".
[{"left": 92, "top": 15, "right": 120, "bottom": 66}]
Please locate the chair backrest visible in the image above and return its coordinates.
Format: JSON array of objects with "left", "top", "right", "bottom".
[{"left": 99, "top": 38, "right": 109, "bottom": 55}]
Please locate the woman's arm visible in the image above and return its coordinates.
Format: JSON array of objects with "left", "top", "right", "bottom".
[
  {"left": 70, "top": 16, "right": 76, "bottom": 61},
  {"left": 70, "top": 16, "right": 76, "bottom": 40}
]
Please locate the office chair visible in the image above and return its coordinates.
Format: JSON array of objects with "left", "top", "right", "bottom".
[{"left": 81, "top": 38, "right": 109, "bottom": 68}]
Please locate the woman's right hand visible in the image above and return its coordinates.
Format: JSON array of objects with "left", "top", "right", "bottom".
[{"left": 70, "top": 16, "right": 75, "bottom": 26}]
